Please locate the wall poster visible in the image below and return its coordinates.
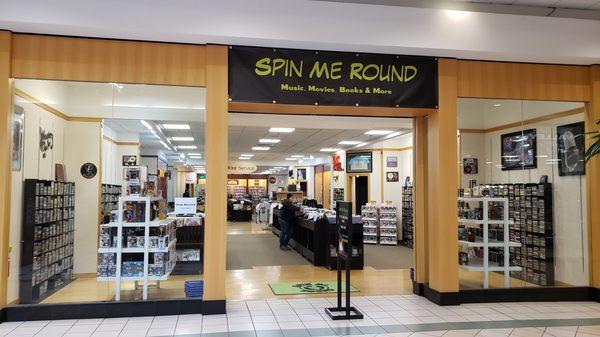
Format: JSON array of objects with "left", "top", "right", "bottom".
[
  {"left": 557, "top": 122, "right": 585, "bottom": 176},
  {"left": 229, "top": 46, "right": 438, "bottom": 108},
  {"left": 463, "top": 158, "right": 478, "bottom": 174},
  {"left": 386, "top": 155, "right": 398, "bottom": 168},
  {"left": 501, "top": 129, "right": 537, "bottom": 171},
  {"left": 386, "top": 171, "right": 399, "bottom": 182}
]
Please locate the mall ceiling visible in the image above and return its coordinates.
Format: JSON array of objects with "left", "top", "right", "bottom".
[
  {"left": 1, "top": 0, "right": 599, "bottom": 65},
  {"left": 318, "top": 0, "right": 600, "bottom": 19}
]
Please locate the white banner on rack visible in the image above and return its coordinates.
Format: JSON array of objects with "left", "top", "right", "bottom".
[{"left": 175, "top": 197, "right": 196, "bottom": 214}]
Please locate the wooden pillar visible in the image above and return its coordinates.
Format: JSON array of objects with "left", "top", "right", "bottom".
[
  {"left": 203, "top": 45, "right": 228, "bottom": 306},
  {"left": 413, "top": 116, "right": 428, "bottom": 289},
  {"left": 425, "top": 58, "right": 459, "bottom": 304},
  {"left": 588, "top": 65, "right": 600, "bottom": 289},
  {"left": 0, "top": 30, "right": 12, "bottom": 308}
]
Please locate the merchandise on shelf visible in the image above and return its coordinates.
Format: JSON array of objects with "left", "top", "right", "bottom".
[
  {"left": 401, "top": 186, "right": 413, "bottom": 248},
  {"left": 101, "top": 184, "right": 122, "bottom": 217},
  {"left": 361, "top": 204, "right": 378, "bottom": 245},
  {"left": 360, "top": 203, "right": 398, "bottom": 245},
  {"left": 21, "top": 179, "right": 76, "bottom": 304}
]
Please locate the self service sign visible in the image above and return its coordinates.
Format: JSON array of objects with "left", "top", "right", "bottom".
[{"left": 228, "top": 46, "right": 438, "bottom": 108}]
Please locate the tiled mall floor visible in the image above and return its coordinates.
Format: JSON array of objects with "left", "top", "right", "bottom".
[{"left": 3, "top": 295, "right": 600, "bottom": 337}]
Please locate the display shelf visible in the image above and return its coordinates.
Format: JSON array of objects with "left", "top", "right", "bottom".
[
  {"left": 401, "top": 186, "right": 413, "bottom": 248},
  {"left": 457, "top": 196, "right": 518, "bottom": 288},
  {"left": 97, "top": 195, "right": 175, "bottom": 301},
  {"left": 20, "top": 179, "right": 75, "bottom": 304}
]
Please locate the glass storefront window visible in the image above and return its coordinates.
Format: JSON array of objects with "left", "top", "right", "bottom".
[
  {"left": 9, "top": 79, "right": 205, "bottom": 305},
  {"left": 457, "top": 98, "right": 588, "bottom": 289}
]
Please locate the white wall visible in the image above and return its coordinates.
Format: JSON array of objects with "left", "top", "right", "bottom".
[
  {"left": 459, "top": 113, "right": 588, "bottom": 286},
  {"left": 101, "top": 125, "right": 139, "bottom": 187},
  {"left": 267, "top": 174, "right": 289, "bottom": 195},
  {"left": 65, "top": 122, "right": 102, "bottom": 274}
]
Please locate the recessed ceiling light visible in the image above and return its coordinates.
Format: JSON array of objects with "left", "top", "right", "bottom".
[
  {"left": 162, "top": 124, "right": 190, "bottom": 130},
  {"left": 239, "top": 156, "right": 252, "bottom": 160},
  {"left": 384, "top": 131, "right": 401, "bottom": 139},
  {"left": 355, "top": 142, "right": 369, "bottom": 148},
  {"left": 493, "top": 103, "right": 502, "bottom": 107},
  {"left": 285, "top": 158, "right": 300, "bottom": 161},
  {"left": 365, "top": 130, "right": 394, "bottom": 135},
  {"left": 269, "top": 127, "right": 295, "bottom": 133},
  {"left": 178, "top": 145, "right": 197, "bottom": 149},
  {"left": 445, "top": 9, "right": 470, "bottom": 19},
  {"left": 171, "top": 137, "right": 194, "bottom": 141},
  {"left": 252, "top": 146, "right": 270, "bottom": 151},
  {"left": 188, "top": 153, "right": 202, "bottom": 156},
  {"left": 320, "top": 148, "right": 341, "bottom": 152},
  {"left": 339, "top": 141, "right": 362, "bottom": 145},
  {"left": 259, "top": 138, "right": 280, "bottom": 144},
  {"left": 291, "top": 155, "right": 304, "bottom": 158},
  {"left": 140, "top": 120, "right": 153, "bottom": 131}
]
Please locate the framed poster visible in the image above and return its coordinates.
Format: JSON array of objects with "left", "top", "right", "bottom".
[
  {"left": 386, "top": 171, "right": 399, "bottom": 182},
  {"left": 80, "top": 163, "right": 98, "bottom": 179},
  {"left": 122, "top": 155, "right": 137, "bottom": 166},
  {"left": 500, "top": 129, "right": 537, "bottom": 171},
  {"left": 386, "top": 155, "right": 398, "bottom": 168},
  {"left": 297, "top": 168, "right": 307, "bottom": 180},
  {"left": 11, "top": 105, "right": 24, "bottom": 171},
  {"left": 332, "top": 153, "right": 343, "bottom": 171},
  {"left": 557, "top": 121, "right": 585, "bottom": 176},
  {"left": 346, "top": 152, "right": 372, "bottom": 173},
  {"left": 463, "top": 158, "right": 478, "bottom": 174}
]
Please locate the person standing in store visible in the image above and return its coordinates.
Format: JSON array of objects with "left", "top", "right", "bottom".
[
  {"left": 279, "top": 194, "right": 298, "bottom": 251},
  {"left": 183, "top": 186, "right": 190, "bottom": 198}
]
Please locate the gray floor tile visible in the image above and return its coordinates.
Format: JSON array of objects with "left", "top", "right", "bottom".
[
  {"left": 256, "top": 330, "right": 284, "bottom": 337},
  {"left": 330, "top": 326, "right": 363, "bottom": 335},
  {"left": 382, "top": 324, "right": 412, "bottom": 333},
  {"left": 357, "top": 325, "right": 387, "bottom": 334},
  {"left": 281, "top": 329, "right": 311, "bottom": 337},
  {"left": 307, "top": 327, "right": 336, "bottom": 336},
  {"left": 229, "top": 331, "right": 257, "bottom": 337}
]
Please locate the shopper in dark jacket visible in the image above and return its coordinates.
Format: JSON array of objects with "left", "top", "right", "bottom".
[{"left": 279, "top": 194, "right": 298, "bottom": 250}]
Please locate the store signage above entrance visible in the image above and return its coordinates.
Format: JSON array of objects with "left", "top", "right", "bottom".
[
  {"left": 229, "top": 46, "right": 438, "bottom": 108},
  {"left": 228, "top": 161, "right": 257, "bottom": 174}
]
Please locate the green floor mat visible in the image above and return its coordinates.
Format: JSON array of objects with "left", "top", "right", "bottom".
[{"left": 269, "top": 281, "right": 358, "bottom": 295}]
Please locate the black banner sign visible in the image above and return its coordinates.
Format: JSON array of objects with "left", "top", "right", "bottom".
[
  {"left": 336, "top": 201, "right": 352, "bottom": 259},
  {"left": 229, "top": 46, "right": 438, "bottom": 108}
]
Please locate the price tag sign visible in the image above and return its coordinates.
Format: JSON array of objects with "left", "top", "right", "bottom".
[{"left": 175, "top": 198, "right": 196, "bottom": 214}]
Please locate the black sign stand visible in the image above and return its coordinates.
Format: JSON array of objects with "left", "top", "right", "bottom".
[{"left": 325, "top": 202, "right": 363, "bottom": 320}]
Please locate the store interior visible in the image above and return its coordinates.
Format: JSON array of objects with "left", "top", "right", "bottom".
[
  {"left": 457, "top": 98, "right": 589, "bottom": 290},
  {"left": 8, "top": 78, "right": 417, "bottom": 306},
  {"left": 224, "top": 113, "right": 415, "bottom": 299}
]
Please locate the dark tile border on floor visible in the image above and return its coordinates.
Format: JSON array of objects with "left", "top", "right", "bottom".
[
  {"left": 460, "top": 286, "right": 598, "bottom": 304},
  {"left": 192, "top": 318, "right": 600, "bottom": 337}
]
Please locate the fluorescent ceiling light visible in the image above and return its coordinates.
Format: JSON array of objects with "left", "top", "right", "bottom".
[
  {"left": 493, "top": 103, "right": 502, "bottom": 107},
  {"left": 188, "top": 155, "right": 202, "bottom": 159},
  {"left": 385, "top": 131, "right": 401, "bottom": 139},
  {"left": 365, "top": 130, "right": 394, "bottom": 135},
  {"left": 162, "top": 124, "right": 190, "bottom": 130},
  {"left": 320, "top": 148, "right": 341, "bottom": 152},
  {"left": 140, "top": 120, "right": 153, "bottom": 131},
  {"left": 160, "top": 141, "right": 170, "bottom": 149},
  {"left": 445, "top": 10, "right": 470, "bottom": 19},
  {"left": 291, "top": 155, "right": 304, "bottom": 158},
  {"left": 178, "top": 145, "right": 197, "bottom": 149},
  {"left": 339, "top": 141, "right": 361, "bottom": 145},
  {"left": 240, "top": 153, "right": 254, "bottom": 157},
  {"left": 252, "top": 146, "right": 270, "bottom": 151},
  {"left": 259, "top": 138, "right": 280, "bottom": 144},
  {"left": 285, "top": 158, "right": 300, "bottom": 161},
  {"left": 269, "top": 127, "right": 295, "bottom": 133},
  {"left": 188, "top": 153, "right": 202, "bottom": 156},
  {"left": 239, "top": 156, "right": 252, "bottom": 160},
  {"left": 171, "top": 137, "right": 194, "bottom": 141}
]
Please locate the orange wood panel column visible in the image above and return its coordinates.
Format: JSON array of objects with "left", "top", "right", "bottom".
[
  {"left": 425, "top": 58, "right": 459, "bottom": 304},
  {"left": 203, "top": 45, "right": 228, "bottom": 304},
  {"left": 0, "top": 30, "right": 12, "bottom": 308},
  {"left": 588, "top": 65, "right": 600, "bottom": 288},
  {"left": 413, "top": 116, "right": 428, "bottom": 288}
]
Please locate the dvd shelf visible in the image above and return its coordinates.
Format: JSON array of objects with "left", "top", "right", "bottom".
[
  {"left": 361, "top": 204, "right": 378, "bottom": 244},
  {"left": 249, "top": 186, "right": 266, "bottom": 202},
  {"left": 97, "top": 196, "right": 176, "bottom": 301},
  {"left": 379, "top": 204, "right": 398, "bottom": 245},
  {"left": 487, "top": 183, "right": 554, "bottom": 286},
  {"left": 231, "top": 186, "right": 247, "bottom": 199},
  {"left": 101, "top": 184, "right": 122, "bottom": 215},
  {"left": 20, "top": 179, "right": 75, "bottom": 304},
  {"left": 401, "top": 186, "right": 413, "bottom": 248},
  {"left": 458, "top": 196, "right": 521, "bottom": 288}
]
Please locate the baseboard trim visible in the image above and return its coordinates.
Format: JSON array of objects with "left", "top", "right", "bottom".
[
  {"left": 412, "top": 281, "right": 424, "bottom": 296},
  {"left": 460, "top": 286, "right": 597, "bottom": 304},
  {"left": 423, "top": 283, "right": 460, "bottom": 306},
  {"left": 1, "top": 298, "right": 225, "bottom": 322}
]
